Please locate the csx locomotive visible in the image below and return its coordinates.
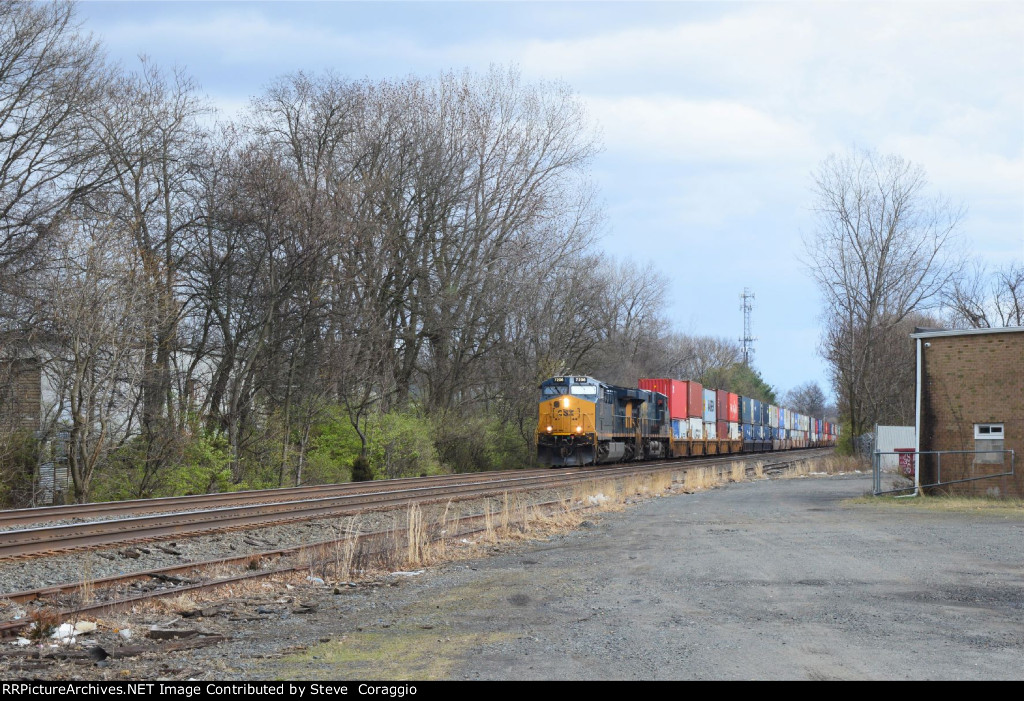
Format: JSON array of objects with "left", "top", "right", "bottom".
[{"left": 536, "top": 375, "right": 836, "bottom": 467}]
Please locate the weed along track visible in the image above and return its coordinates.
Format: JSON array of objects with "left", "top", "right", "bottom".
[{"left": 0, "top": 450, "right": 839, "bottom": 641}]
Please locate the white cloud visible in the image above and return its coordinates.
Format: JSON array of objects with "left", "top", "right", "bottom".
[
  {"left": 508, "top": 4, "right": 1022, "bottom": 154},
  {"left": 585, "top": 94, "right": 812, "bottom": 163}
]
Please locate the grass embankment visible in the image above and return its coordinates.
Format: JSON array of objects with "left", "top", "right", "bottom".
[{"left": 850, "top": 492, "right": 1024, "bottom": 518}]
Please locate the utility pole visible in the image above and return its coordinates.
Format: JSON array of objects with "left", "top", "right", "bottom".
[{"left": 740, "top": 288, "right": 756, "bottom": 366}]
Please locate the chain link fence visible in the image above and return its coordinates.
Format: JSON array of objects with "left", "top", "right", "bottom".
[{"left": 872, "top": 449, "right": 1015, "bottom": 496}]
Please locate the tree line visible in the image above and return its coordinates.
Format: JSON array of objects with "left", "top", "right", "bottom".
[{"left": 0, "top": 1, "right": 788, "bottom": 505}]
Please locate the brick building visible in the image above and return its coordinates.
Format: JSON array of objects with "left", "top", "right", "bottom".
[
  {"left": 0, "top": 356, "right": 42, "bottom": 433},
  {"left": 912, "top": 326, "right": 1024, "bottom": 498}
]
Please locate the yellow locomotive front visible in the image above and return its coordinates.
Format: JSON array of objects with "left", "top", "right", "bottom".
[{"left": 536, "top": 376, "right": 598, "bottom": 466}]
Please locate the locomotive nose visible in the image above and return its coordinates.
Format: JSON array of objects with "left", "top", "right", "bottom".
[{"left": 537, "top": 395, "right": 595, "bottom": 436}]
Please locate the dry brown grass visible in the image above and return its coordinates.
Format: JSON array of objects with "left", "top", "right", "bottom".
[
  {"left": 74, "top": 555, "right": 96, "bottom": 606},
  {"left": 482, "top": 499, "right": 496, "bottom": 544},
  {"left": 779, "top": 453, "right": 866, "bottom": 479},
  {"left": 406, "top": 504, "right": 424, "bottom": 567},
  {"left": 818, "top": 454, "right": 868, "bottom": 474},
  {"left": 26, "top": 606, "right": 62, "bottom": 642},
  {"left": 300, "top": 516, "right": 363, "bottom": 582},
  {"left": 682, "top": 466, "right": 721, "bottom": 492},
  {"left": 850, "top": 493, "right": 1024, "bottom": 516},
  {"left": 146, "top": 591, "right": 199, "bottom": 615}
]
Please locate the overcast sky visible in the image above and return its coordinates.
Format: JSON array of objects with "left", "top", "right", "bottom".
[{"left": 76, "top": 1, "right": 1024, "bottom": 400}]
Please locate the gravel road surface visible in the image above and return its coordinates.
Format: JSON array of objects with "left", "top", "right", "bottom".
[{"left": 252, "top": 472, "right": 1023, "bottom": 680}]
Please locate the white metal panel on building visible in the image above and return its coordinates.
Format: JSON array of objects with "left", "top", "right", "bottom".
[{"left": 874, "top": 425, "right": 916, "bottom": 469}]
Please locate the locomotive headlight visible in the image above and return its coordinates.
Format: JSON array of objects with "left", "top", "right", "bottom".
[
  {"left": 546, "top": 425, "right": 553, "bottom": 433},
  {"left": 562, "top": 397, "right": 570, "bottom": 408},
  {"left": 576, "top": 426, "right": 583, "bottom": 433}
]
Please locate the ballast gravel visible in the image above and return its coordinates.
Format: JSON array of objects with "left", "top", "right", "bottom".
[{"left": 0, "top": 488, "right": 572, "bottom": 595}]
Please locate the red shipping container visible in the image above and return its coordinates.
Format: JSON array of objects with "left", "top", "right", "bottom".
[
  {"left": 638, "top": 378, "right": 688, "bottom": 420},
  {"left": 727, "top": 392, "right": 740, "bottom": 423},
  {"left": 715, "top": 389, "right": 728, "bottom": 421},
  {"left": 716, "top": 420, "right": 728, "bottom": 441},
  {"left": 683, "top": 380, "right": 703, "bottom": 418}
]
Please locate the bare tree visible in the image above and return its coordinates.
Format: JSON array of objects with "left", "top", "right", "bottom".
[
  {"left": 944, "top": 259, "right": 1024, "bottom": 328},
  {"left": 658, "top": 334, "right": 743, "bottom": 386},
  {"left": 412, "top": 68, "right": 602, "bottom": 411},
  {"left": 783, "top": 381, "right": 827, "bottom": 418},
  {"left": 805, "top": 148, "right": 963, "bottom": 439},
  {"left": 0, "top": 0, "right": 105, "bottom": 277},
  {"left": 88, "top": 58, "right": 214, "bottom": 442},
  {"left": 35, "top": 221, "right": 148, "bottom": 502}
]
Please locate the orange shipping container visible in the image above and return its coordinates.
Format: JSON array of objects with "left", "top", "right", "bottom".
[
  {"left": 638, "top": 378, "right": 689, "bottom": 420},
  {"left": 683, "top": 380, "right": 703, "bottom": 418}
]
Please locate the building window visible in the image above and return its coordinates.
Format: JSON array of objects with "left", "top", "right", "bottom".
[{"left": 974, "top": 423, "right": 1004, "bottom": 464}]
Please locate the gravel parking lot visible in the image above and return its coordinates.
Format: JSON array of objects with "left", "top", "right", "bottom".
[
  {"left": 9, "top": 471, "right": 1023, "bottom": 680},
  {"left": 253, "top": 472, "right": 1023, "bottom": 680}
]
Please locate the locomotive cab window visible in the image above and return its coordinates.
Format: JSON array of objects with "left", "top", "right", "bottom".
[{"left": 570, "top": 385, "right": 598, "bottom": 397}]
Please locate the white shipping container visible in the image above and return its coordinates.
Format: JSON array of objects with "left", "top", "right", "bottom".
[
  {"left": 671, "top": 419, "right": 688, "bottom": 440},
  {"left": 689, "top": 418, "right": 704, "bottom": 440},
  {"left": 729, "top": 422, "right": 740, "bottom": 440},
  {"left": 704, "top": 421, "right": 717, "bottom": 440}
]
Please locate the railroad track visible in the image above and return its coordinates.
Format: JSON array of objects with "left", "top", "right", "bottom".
[
  {"left": 0, "top": 468, "right": 564, "bottom": 529},
  {"left": 0, "top": 449, "right": 834, "bottom": 638},
  {"left": 0, "top": 450, "right": 831, "bottom": 560},
  {"left": 1, "top": 453, "right": 809, "bottom": 607}
]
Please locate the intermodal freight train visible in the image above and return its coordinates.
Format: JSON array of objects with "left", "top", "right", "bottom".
[{"left": 536, "top": 375, "right": 837, "bottom": 467}]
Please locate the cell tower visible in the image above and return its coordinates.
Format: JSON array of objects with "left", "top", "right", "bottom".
[{"left": 740, "top": 288, "right": 756, "bottom": 366}]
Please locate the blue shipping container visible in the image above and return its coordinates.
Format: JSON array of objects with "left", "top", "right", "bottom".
[
  {"left": 739, "top": 397, "right": 754, "bottom": 424},
  {"left": 702, "top": 389, "right": 717, "bottom": 423},
  {"left": 671, "top": 419, "right": 687, "bottom": 440},
  {"left": 742, "top": 423, "right": 753, "bottom": 440}
]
